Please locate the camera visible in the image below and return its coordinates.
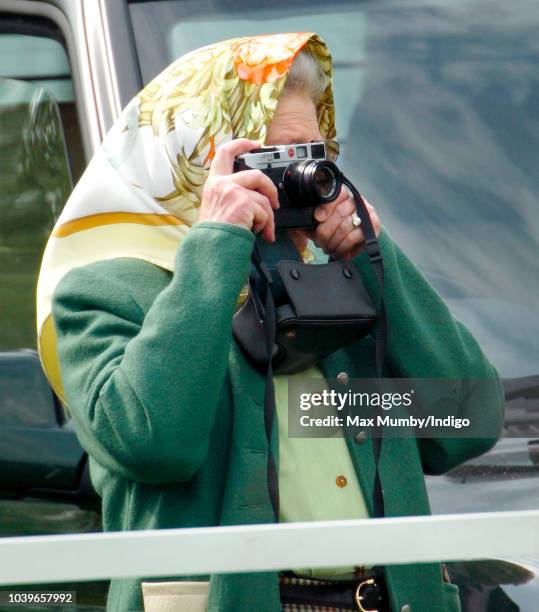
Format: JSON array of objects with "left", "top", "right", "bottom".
[{"left": 233, "top": 141, "right": 342, "bottom": 230}]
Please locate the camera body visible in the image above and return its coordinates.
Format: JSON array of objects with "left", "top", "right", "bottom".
[{"left": 233, "top": 141, "right": 341, "bottom": 230}]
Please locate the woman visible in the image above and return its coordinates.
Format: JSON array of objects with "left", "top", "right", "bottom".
[{"left": 36, "top": 33, "right": 504, "bottom": 611}]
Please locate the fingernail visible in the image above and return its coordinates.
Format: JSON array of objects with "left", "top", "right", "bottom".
[{"left": 315, "top": 207, "right": 327, "bottom": 222}]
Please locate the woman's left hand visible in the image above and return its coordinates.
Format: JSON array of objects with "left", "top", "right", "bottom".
[{"left": 304, "top": 187, "right": 382, "bottom": 261}]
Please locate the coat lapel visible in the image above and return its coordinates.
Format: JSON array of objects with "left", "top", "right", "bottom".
[{"left": 207, "top": 342, "right": 282, "bottom": 611}]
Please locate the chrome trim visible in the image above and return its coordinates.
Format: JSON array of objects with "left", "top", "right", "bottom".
[{"left": 81, "top": 0, "right": 121, "bottom": 134}]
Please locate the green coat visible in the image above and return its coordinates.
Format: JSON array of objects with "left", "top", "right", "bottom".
[{"left": 51, "top": 222, "right": 504, "bottom": 612}]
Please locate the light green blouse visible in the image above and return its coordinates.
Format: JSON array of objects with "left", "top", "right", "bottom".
[{"left": 274, "top": 366, "right": 370, "bottom": 578}]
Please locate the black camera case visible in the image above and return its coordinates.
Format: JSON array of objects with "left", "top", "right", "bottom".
[{"left": 233, "top": 256, "right": 377, "bottom": 374}]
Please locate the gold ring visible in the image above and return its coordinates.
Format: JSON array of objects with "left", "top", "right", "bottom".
[
  {"left": 354, "top": 578, "right": 377, "bottom": 611},
  {"left": 351, "top": 212, "right": 361, "bottom": 228}
]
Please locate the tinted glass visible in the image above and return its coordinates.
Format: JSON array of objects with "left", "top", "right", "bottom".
[
  {"left": 0, "top": 79, "right": 71, "bottom": 351},
  {"left": 0, "top": 19, "right": 87, "bottom": 352},
  {"left": 0, "top": 34, "right": 73, "bottom": 102}
]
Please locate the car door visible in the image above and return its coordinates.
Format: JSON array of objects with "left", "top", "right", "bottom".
[{"left": 0, "top": 9, "right": 107, "bottom": 609}]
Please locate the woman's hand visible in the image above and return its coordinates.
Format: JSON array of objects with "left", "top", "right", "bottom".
[
  {"left": 306, "top": 187, "right": 382, "bottom": 260},
  {"left": 198, "top": 139, "right": 280, "bottom": 243}
]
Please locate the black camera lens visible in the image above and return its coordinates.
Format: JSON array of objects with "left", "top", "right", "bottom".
[
  {"left": 283, "top": 160, "right": 341, "bottom": 206},
  {"left": 313, "top": 165, "right": 336, "bottom": 198}
]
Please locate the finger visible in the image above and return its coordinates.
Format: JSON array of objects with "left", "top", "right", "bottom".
[
  {"left": 314, "top": 197, "right": 356, "bottom": 252},
  {"left": 342, "top": 245, "right": 363, "bottom": 261},
  {"left": 327, "top": 211, "right": 363, "bottom": 254},
  {"left": 333, "top": 228, "right": 365, "bottom": 259},
  {"left": 232, "top": 169, "right": 279, "bottom": 210},
  {"left": 209, "top": 138, "right": 261, "bottom": 177},
  {"left": 249, "top": 190, "right": 275, "bottom": 242},
  {"left": 251, "top": 201, "right": 273, "bottom": 242},
  {"left": 314, "top": 185, "right": 351, "bottom": 223}
]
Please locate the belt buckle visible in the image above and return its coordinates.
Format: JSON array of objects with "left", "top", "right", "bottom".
[{"left": 354, "top": 578, "right": 378, "bottom": 612}]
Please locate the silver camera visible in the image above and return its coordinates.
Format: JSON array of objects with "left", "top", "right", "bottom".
[{"left": 234, "top": 141, "right": 341, "bottom": 230}]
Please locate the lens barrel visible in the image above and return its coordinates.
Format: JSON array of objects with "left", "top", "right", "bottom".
[{"left": 283, "top": 160, "right": 341, "bottom": 206}]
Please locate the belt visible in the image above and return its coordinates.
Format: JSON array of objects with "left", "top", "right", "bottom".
[{"left": 279, "top": 570, "right": 391, "bottom": 612}]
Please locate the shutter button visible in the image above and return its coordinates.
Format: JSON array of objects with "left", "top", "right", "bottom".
[
  {"left": 343, "top": 267, "right": 353, "bottom": 279},
  {"left": 290, "top": 268, "right": 300, "bottom": 280}
]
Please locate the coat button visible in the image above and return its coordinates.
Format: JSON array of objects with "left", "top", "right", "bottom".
[
  {"left": 290, "top": 268, "right": 300, "bottom": 279},
  {"left": 400, "top": 605, "right": 411, "bottom": 612},
  {"left": 336, "top": 371, "right": 349, "bottom": 385},
  {"left": 355, "top": 431, "right": 368, "bottom": 444},
  {"left": 335, "top": 475, "right": 348, "bottom": 488}
]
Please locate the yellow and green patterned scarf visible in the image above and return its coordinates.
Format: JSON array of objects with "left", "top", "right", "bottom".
[{"left": 36, "top": 32, "right": 336, "bottom": 403}]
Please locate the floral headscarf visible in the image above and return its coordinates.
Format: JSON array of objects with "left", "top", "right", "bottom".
[{"left": 36, "top": 32, "right": 336, "bottom": 403}]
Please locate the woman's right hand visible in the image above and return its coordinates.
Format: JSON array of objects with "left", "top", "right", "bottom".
[{"left": 198, "top": 138, "right": 280, "bottom": 243}]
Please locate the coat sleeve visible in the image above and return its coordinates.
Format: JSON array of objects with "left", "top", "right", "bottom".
[
  {"left": 51, "top": 222, "right": 254, "bottom": 485},
  {"left": 352, "top": 226, "right": 505, "bottom": 475}
]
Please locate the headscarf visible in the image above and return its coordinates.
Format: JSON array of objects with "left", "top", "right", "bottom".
[{"left": 36, "top": 32, "right": 336, "bottom": 404}]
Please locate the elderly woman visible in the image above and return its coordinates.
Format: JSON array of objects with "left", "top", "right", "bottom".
[{"left": 36, "top": 33, "right": 503, "bottom": 611}]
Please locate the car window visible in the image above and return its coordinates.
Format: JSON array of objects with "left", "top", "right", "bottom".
[
  {"left": 129, "top": 0, "right": 539, "bottom": 380},
  {"left": 0, "top": 17, "right": 85, "bottom": 182},
  {"left": 0, "top": 22, "right": 106, "bottom": 608},
  {"left": 0, "top": 17, "right": 84, "bottom": 353},
  {"left": 0, "top": 33, "right": 72, "bottom": 101}
]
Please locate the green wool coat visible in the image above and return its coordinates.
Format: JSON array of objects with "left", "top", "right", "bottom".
[{"left": 51, "top": 222, "right": 505, "bottom": 612}]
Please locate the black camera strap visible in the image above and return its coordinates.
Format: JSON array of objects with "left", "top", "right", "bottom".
[
  {"left": 253, "top": 231, "right": 302, "bottom": 308},
  {"left": 249, "top": 245, "right": 280, "bottom": 520},
  {"left": 249, "top": 175, "right": 387, "bottom": 522},
  {"left": 342, "top": 176, "right": 387, "bottom": 520}
]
